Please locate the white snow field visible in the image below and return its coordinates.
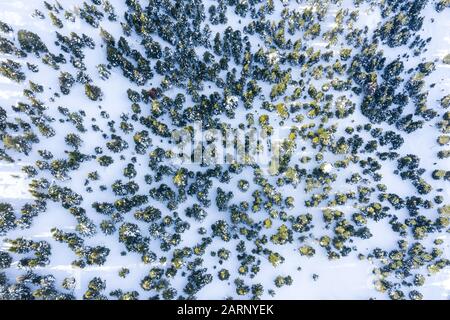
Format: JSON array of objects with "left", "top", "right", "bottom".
[{"left": 0, "top": 0, "right": 449, "bottom": 300}]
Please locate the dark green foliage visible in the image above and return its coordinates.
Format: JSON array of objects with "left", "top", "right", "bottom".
[
  {"left": 59, "top": 72, "right": 75, "bottom": 94},
  {"left": 0, "top": 251, "right": 12, "bottom": 269},
  {"left": 0, "top": 203, "right": 16, "bottom": 235},
  {"left": 0, "top": 59, "right": 25, "bottom": 82},
  {"left": 185, "top": 204, "right": 207, "bottom": 221},
  {"left": 83, "top": 277, "right": 106, "bottom": 300},
  {"left": 17, "top": 30, "right": 47, "bottom": 55},
  {"left": 0, "top": 0, "right": 447, "bottom": 301},
  {"left": 84, "top": 83, "right": 103, "bottom": 101}
]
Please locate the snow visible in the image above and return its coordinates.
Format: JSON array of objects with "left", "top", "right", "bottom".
[{"left": 0, "top": 0, "right": 449, "bottom": 300}]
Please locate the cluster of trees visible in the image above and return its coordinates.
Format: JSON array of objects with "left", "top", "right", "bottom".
[
  {"left": 0, "top": 203, "right": 15, "bottom": 235},
  {"left": 0, "top": 0, "right": 448, "bottom": 300}
]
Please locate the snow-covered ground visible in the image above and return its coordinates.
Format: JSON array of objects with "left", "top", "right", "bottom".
[{"left": 0, "top": 0, "right": 449, "bottom": 299}]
